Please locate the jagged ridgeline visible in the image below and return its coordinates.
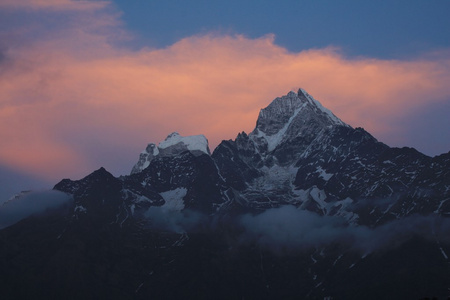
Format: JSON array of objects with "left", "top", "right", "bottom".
[{"left": 1, "top": 89, "right": 449, "bottom": 299}]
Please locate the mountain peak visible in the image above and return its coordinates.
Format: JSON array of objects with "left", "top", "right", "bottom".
[
  {"left": 163, "top": 132, "right": 180, "bottom": 141},
  {"left": 249, "top": 89, "right": 348, "bottom": 153},
  {"left": 297, "top": 88, "right": 346, "bottom": 126},
  {"left": 254, "top": 89, "right": 346, "bottom": 135},
  {"left": 84, "top": 167, "right": 116, "bottom": 182},
  {"left": 89, "top": 167, "right": 115, "bottom": 180},
  {"left": 131, "top": 132, "right": 211, "bottom": 174},
  {"left": 158, "top": 132, "right": 209, "bottom": 153}
]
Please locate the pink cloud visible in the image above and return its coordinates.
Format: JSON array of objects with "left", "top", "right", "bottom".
[
  {"left": 1, "top": 3, "right": 449, "bottom": 181},
  {"left": 0, "top": 0, "right": 108, "bottom": 11}
]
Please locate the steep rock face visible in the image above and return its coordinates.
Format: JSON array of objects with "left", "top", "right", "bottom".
[
  {"left": 212, "top": 89, "right": 450, "bottom": 225},
  {"left": 212, "top": 138, "right": 261, "bottom": 191},
  {"left": 213, "top": 89, "right": 356, "bottom": 211},
  {"left": 127, "top": 151, "right": 226, "bottom": 213},
  {"left": 251, "top": 89, "right": 347, "bottom": 157},
  {"left": 55, "top": 167, "right": 124, "bottom": 221},
  {"left": 55, "top": 167, "right": 163, "bottom": 226}
]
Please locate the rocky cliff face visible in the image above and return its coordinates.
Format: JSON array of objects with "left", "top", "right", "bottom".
[{"left": 210, "top": 90, "right": 450, "bottom": 225}]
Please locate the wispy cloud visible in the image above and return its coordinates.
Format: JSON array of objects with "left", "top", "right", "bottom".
[
  {"left": 239, "top": 206, "right": 450, "bottom": 254},
  {"left": 0, "top": 0, "right": 108, "bottom": 11},
  {"left": 142, "top": 204, "right": 450, "bottom": 254},
  {"left": 0, "top": 190, "right": 72, "bottom": 229},
  {"left": 1, "top": 1, "right": 449, "bottom": 181}
]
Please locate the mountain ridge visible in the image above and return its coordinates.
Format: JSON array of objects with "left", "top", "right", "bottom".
[
  {"left": 1, "top": 88, "right": 449, "bottom": 299},
  {"left": 58, "top": 88, "right": 450, "bottom": 224}
]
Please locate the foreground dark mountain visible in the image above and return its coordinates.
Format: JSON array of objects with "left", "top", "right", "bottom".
[{"left": 1, "top": 89, "right": 449, "bottom": 299}]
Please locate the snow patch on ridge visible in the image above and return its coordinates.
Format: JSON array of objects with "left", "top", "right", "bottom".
[
  {"left": 74, "top": 205, "right": 87, "bottom": 213},
  {"left": 251, "top": 164, "right": 298, "bottom": 191},
  {"left": 316, "top": 166, "right": 333, "bottom": 181},
  {"left": 310, "top": 187, "right": 328, "bottom": 209},
  {"left": 254, "top": 104, "right": 306, "bottom": 152},
  {"left": 160, "top": 188, "right": 187, "bottom": 212}
]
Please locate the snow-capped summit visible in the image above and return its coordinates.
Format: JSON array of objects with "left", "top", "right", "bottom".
[
  {"left": 131, "top": 132, "right": 210, "bottom": 174},
  {"left": 158, "top": 132, "right": 210, "bottom": 155},
  {"left": 249, "top": 89, "right": 348, "bottom": 153}
]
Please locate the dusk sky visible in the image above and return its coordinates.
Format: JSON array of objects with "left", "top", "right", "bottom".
[{"left": 1, "top": 0, "right": 450, "bottom": 202}]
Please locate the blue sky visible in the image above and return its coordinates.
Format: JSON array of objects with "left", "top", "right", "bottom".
[{"left": 113, "top": 0, "right": 450, "bottom": 58}]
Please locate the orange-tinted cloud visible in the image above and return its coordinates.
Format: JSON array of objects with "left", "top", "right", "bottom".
[
  {"left": 1, "top": 1, "right": 449, "bottom": 181},
  {"left": 0, "top": 0, "right": 107, "bottom": 11}
]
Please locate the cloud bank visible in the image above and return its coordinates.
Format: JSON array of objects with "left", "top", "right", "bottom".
[
  {"left": 0, "top": 190, "right": 73, "bottom": 229},
  {"left": 239, "top": 206, "right": 450, "bottom": 254},
  {"left": 145, "top": 206, "right": 208, "bottom": 234},
  {"left": 144, "top": 204, "right": 450, "bottom": 254},
  {"left": 1, "top": 0, "right": 449, "bottom": 183}
]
